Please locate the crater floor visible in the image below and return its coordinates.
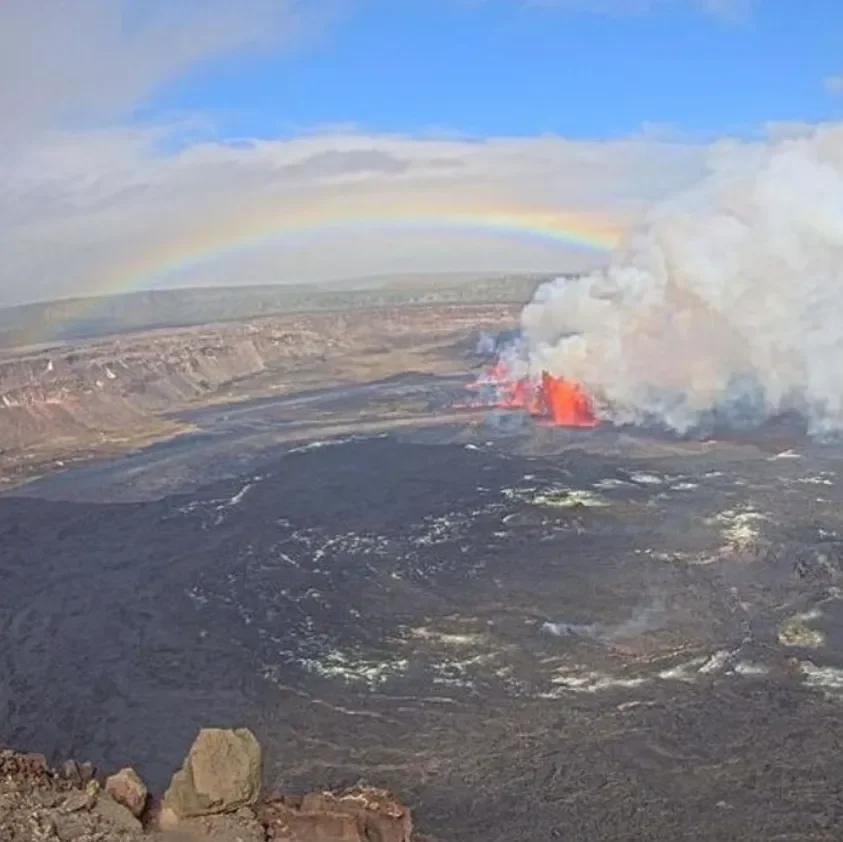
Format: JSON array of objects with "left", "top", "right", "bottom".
[{"left": 3, "top": 374, "right": 843, "bottom": 841}]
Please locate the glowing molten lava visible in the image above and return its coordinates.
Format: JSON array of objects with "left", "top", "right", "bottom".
[
  {"left": 470, "top": 362, "right": 599, "bottom": 427},
  {"left": 539, "top": 371, "right": 598, "bottom": 427}
]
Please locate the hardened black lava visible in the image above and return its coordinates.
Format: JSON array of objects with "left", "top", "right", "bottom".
[{"left": 3, "top": 376, "right": 843, "bottom": 841}]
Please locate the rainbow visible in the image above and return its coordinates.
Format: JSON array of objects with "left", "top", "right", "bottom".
[{"left": 19, "top": 201, "right": 624, "bottom": 345}]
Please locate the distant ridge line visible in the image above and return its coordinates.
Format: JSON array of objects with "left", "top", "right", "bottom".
[{"left": 0, "top": 272, "right": 580, "bottom": 349}]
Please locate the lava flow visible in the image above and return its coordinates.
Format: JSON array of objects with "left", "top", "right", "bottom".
[
  {"left": 539, "top": 371, "right": 599, "bottom": 427},
  {"left": 466, "top": 362, "right": 599, "bottom": 427}
]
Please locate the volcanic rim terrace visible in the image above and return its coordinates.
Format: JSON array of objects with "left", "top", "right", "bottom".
[{"left": 0, "top": 302, "right": 516, "bottom": 490}]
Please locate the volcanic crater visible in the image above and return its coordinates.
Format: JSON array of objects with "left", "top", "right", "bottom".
[{"left": 4, "top": 359, "right": 843, "bottom": 840}]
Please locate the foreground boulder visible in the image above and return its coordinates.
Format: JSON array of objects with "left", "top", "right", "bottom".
[
  {"left": 162, "top": 727, "right": 262, "bottom": 823},
  {"left": 2, "top": 734, "right": 419, "bottom": 841},
  {"left": 261, "top": 786, "right": 413, "bottom": 842},
  {"left": 105, "top": 767, "right": 148, "bottom": 818}
]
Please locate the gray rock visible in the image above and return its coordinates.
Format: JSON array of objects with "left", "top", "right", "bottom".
[
  {"left": 175, "top": 813, "right": 265, "bottom": 841},
  {"left": 61, "top": 790, "right": 95, "bottom": 814},
  {"left": 35, "top": 790, "right": 62, "bottom": 809},
  {"left": 162, "top": 728, "right": 262, "bottom": 820},
  {"left": 29, "top": 809, "right": 58, "bottom": 840},
  {"left": 60, "top": 760, "right": 82, "bottom": 786},
  {"left": 92, "top": 791, "right": 142, "bottom": 833},
  {"left": 52, "top": 813, "right": 90, "bottom": 842},
  {"left": 60, "top": 761, "right": 95, "bottom": 786},
  {"left": 78, "top": 763, "right": 96, "bottom": 785}
]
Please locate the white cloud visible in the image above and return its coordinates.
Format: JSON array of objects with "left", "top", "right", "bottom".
[
  {"left": 826, "top": 74, "right": 843, "bottom": 95},
  {"left": 0, "top": 127, "right": 713, "bottom": 305},
  {"left": 0, "top": 0, "right": 330, "bottom": 141},
  {"left": 0, "top": 0, "right": 775, "bottom": 308}
]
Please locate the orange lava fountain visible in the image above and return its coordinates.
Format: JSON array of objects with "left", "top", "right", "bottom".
[
  {"left": 539, "top": 371, "right": 598, "bottom": 427},
  {"left": 468, "top": 361, "right": 599, "bottom": 427}
]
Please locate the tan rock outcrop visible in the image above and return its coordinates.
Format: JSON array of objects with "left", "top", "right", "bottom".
[
  {"left": 162, "top": 727, "right": 262, "bottom": 823},
  {"left": 1, "top": 734, "right": 420, "bottom": 841},
  {"left": 261, "top": 786, "right": 413, "bottom": 842},
  {"left": 105, "top": 767, "right": 148, "bottom": 818}
]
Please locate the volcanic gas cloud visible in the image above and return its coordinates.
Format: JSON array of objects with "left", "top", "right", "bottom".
[{"left": 486, "top": 124, "right": 843, "bottom": 435}]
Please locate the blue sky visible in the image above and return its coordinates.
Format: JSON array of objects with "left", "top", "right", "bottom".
[{"left": 151, "top": 0, "right": 842, "bottom": 140}]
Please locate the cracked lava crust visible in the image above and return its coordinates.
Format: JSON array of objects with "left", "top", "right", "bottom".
[{"left": 4, "top": 376, "right": 843, "bottom": 841}]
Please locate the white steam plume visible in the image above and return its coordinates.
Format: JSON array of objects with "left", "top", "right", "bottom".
[{"left": 514, "top": 124, "right": 843, "bottom": 435}]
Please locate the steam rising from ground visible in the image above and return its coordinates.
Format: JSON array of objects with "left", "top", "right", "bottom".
[
  {"left": 510, "top": 124, "right": 843, "bottom": 435},
  {"left": 543, "top": 593, "right": 667, "bottom": 642}
]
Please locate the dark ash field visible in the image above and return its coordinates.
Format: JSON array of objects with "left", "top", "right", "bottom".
[{"left": 3, "top": 368, "right": 843, "bottom": 841}]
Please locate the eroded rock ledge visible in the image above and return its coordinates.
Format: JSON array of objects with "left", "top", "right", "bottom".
[
  {"left": 0, "top": 304, "right": 514, "bottom": 489},
  {"left": 0, "top": 728, "right": 420, "bottom": 841}
]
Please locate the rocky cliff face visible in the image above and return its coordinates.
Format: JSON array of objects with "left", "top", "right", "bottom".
[
  {"left": 0, "top": 729, "right": 420, "bottom": 841},
  {"left": 0, "top": 305, "right": 515, "bottom": 484},
  {"left": 0, "top": 323, "right": 329, "bottom": 452}
]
